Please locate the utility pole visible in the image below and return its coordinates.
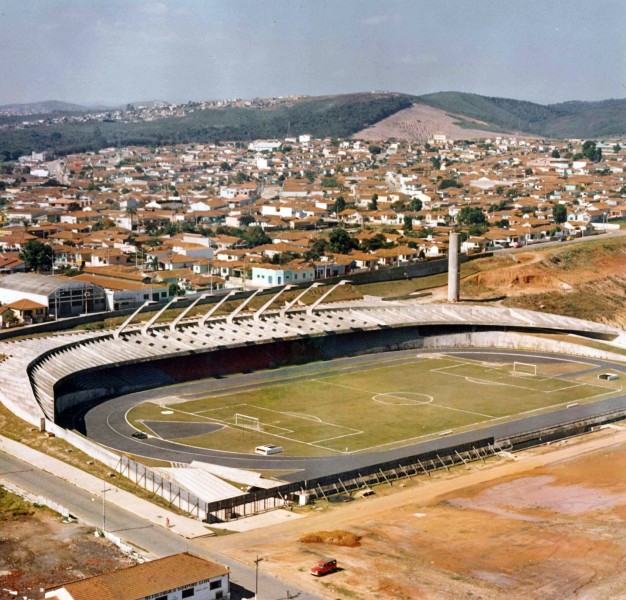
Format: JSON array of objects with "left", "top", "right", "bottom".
[
  {"left": 254, "top": 555, "right": 264, "bottom": 600},
  {"left": 101, "top": 482, "right": 111, "bottom": 534}
]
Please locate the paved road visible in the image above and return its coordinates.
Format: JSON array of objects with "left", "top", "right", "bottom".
[
  {"left": 79, "top": 348, "right": 626, "bottom": 481},
  {"left": 499, "top": 228, "right": 626, "bottom": 253},
  {"left": 0, "top": 450, "right": 324, "bottom": 600}
]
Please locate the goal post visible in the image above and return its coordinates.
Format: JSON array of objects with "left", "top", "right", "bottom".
[
  {"left": 234, "top": 413, "right": 261, "bottom": 431},
  {"left": 512, "top": 362, "right": 537, "bottom": 376}
]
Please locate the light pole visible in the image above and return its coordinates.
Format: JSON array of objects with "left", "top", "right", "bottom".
[
  {"left": 254, "top": 555, "right": 264, "bottom": 600},
  {"left": 102, "top": 482, "right": 111, "bottom": 534}
]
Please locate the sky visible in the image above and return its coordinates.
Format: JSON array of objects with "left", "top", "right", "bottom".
[{"left": 1, "top": 0, "right": 624, "bottom": 107}]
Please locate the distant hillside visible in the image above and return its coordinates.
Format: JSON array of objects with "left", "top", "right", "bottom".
[
  {"left": 0, "top": 100, "right": 89, "bottom": 114},
  {"left": 415, "top": 92, "right": 626, "bottom": 138},
  {"left": 1, "top": 90, "right": 625, "bottom": 159},
  {"left": 0, "top": 92, "right": 414, "bottom": 159}
]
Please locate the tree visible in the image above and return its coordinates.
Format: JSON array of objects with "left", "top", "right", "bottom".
[
  {"left": 614, "top": 144, "right": 621, "bottom": 153},
  {"left": 328, "top": 228, "right": 356, "bottom": 254},
  {"left": 361, "top": 233, "right": 386, "bottom": 252},
  {"left": 239, "top": 214, "right": 255, "bottom": 227},
  {"left": 334, "top": 196, "right": 346, "bottom": 216},
  {"left": 243, "top": 226, "right": 271, "bottom": 247},
  {"left": 304, "top": 238, "right": 328, "bottom": 261},
  {"left": 430, "top": 156, "right": 441, "bottom": 170},
  {"left": 2, "top": 308, "right": 17, "bottom": 326},
  {"left": 468, "top": 223, "right": 488, "bottom": 236},
  {"left": 552, "top": 203, "right": 567, "bottom": 224},
  {"left": 321, "top": 175, "right": 340, "bottom": 188},
  {"left": 20, "top": 240, "right": 54, "bottom": 273},
  {"left": 368, "top": 145, "right": 382, "bottom": 155},
  {"left": 403, "top": 215, "right": 413, "bottom": 233},
  {"left": 169, "top": 283, "right": 185, "bottom": 297},
  {"left": 416, "top": 226, "right": 433, "bottom": 238},
  {"left": 582, "top": 141, "right": 602, "bottom": 162},
  {"left": 439, "top": 179, "right": 461, "bottom": 190},
  {"left": 368, "top": 194, "right": 378, "bottom": 211},
  {"left": 551, "top": 149, "right": 561, "bottom": 159},
  {"left": 457, "top": 206, "right": 487, "bottom": 226},
  {"left": 409, "top": 197, "right": 422, "bottom": 212},
  {"left": 524, "top": 168, "right": 533, "bottom": 175}
]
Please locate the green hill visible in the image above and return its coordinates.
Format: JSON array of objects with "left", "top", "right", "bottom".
[
  {"left": 416, "top": 92, "right": 626, "bottom": 138},
  {"left": 0, "top": 93, "right": 413, "bottom": 160},
  {"left": 1, "top": 91, "right": 624, "bottom": 159}
]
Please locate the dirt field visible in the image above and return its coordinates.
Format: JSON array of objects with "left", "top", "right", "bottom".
[
  {"left": 467, "top": 239, "right": 626, "bottom": 328},
  {"left": 205, "top": 428, "right": 626, "bottom": 599},
  {"left": 356, "top": 103, "right": 506, "bottom": 141},
  {"left": 0, "top": 493, "right": 134, "bottom": 600}
]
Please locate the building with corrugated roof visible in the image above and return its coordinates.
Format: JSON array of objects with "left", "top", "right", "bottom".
[{"left": 0, "top": 273, "right": 106, "bottom": 317}]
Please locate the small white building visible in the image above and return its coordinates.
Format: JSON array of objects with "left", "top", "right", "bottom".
[{"left": 250, "top": 263, "right": 315, "bottom": 287}]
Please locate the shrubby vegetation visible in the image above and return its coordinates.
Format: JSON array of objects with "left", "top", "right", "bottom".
[
  {"left": 1, "top": 90, "right": 623, "bottom": 160},
  {"left": 0, "top": 93, "right": 413, "bottom": 159}
]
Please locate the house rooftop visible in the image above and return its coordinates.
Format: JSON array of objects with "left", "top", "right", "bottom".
[{"left": 45, "top": 552, "right": 229, "bottom": 600}]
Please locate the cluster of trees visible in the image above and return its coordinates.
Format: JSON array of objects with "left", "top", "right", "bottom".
[
  {"left": 19, "top": 239, "right": 55, "bottom": 272},
  {"left": 581, "top": 140, "right": 603, "bottom": 162}
]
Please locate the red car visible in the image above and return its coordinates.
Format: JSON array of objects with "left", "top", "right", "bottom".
[{"left": 310, "top": 558, "right": 338, "bottom": 577}]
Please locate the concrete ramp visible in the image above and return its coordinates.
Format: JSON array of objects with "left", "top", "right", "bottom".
[
  {"left": 157, "top": 467, "right": 245, "bottom": 503},
  {"left": 190, "top": 461, "right": 286, "bottom": 489}
]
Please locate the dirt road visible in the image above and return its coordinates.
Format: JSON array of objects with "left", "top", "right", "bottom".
[{"left": 199, "top": 428, "right": 626, "bottom": 599}]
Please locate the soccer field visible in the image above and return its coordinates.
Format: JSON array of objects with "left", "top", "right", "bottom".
[{"left": 127, "top": 353, "right": 623, "bottom": 456}]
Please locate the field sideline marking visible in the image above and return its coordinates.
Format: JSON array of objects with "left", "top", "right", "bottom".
[
  {"left": 313, "top": 379, "right": 496, "bottom": 418},
  {"left": 247, "top": 405, "right": 362, "bottom": 434},
  {"left": 176, "top": 354, "right": 425, "bottom": 400},
  {"left": 430, "top": 364, "right": 591, "bottom": 395}
]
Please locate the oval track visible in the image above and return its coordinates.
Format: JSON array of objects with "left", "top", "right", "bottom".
[{"left": 79, "top": 348, "right": 626, "bottom": 481}]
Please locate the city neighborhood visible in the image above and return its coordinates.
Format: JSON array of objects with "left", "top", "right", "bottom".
[{"left": 0, "top": 134, "right": 624, "bottom": 325}]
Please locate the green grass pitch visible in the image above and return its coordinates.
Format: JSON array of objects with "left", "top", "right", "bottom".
[{"left": 127, "top": 354, "right": 623, "bottom": 457}]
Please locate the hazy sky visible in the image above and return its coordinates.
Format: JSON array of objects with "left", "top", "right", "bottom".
[{"left": 1, "top": 0, "right": 624, "bottom": 106}]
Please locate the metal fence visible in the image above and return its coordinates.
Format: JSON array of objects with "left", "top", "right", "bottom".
[
  {"left": 204, "top": 437, "right": 500, "bottom": 523},
  {"left": 117, "top": 455, "right": 210, "bottom": 519}
]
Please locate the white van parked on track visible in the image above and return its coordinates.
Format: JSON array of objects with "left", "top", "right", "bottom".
[{"left": 255, "top": 444, "right": 284, "bottom": 455}]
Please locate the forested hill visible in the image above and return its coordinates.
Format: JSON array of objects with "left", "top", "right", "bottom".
[
  {"left": 0, "top": 90, "right": 624, "bottom": 160},
  {"left": 0, "top": 93, "right": 413, "bottom": 160},
  {"left": 416, "top": 92, "right": 626, "bottom": 138}
]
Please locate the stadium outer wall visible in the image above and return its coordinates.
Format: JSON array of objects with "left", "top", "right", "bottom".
[{"left": 6, "top": 301, "right": 625, "bottom": 522}]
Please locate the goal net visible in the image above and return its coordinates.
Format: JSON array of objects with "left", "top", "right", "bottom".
[
  {"left": 512, "top": 362, "right": 537, "bottom": 376},
  {"left": 234, "top": 413, "right": 261, "bottom": 431}
]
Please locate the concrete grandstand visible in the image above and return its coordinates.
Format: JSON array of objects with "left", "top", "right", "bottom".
[{"left": 0, "top": 282, "right": 625, "bottom": 519}]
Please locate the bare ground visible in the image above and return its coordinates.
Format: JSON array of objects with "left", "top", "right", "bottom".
[
  {"left": 203, "top": 429, "right": 626, "bottom": 600},
  {"left": 356, "top": 103, "right": 510, "bottom": 142},
  {"left": 409, "top": 239, "right": 626, "bottom": 329},
  {"left": 0, "top": 503, "right": 134, "bottom": 599}
]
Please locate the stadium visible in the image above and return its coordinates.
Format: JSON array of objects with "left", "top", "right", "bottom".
[{"left": 1, "top": 280, "right": 625, "bottom": 522}]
